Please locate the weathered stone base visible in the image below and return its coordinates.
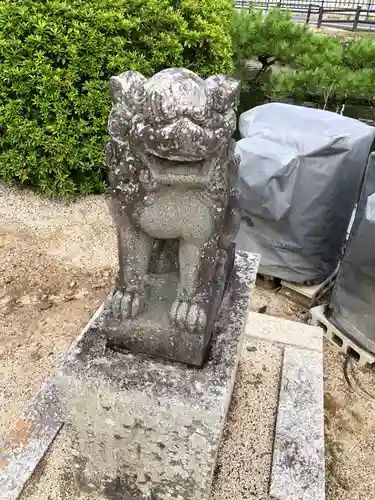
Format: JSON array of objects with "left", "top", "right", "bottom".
[
  {"left": 101, "top": 244, "right": 236, "bottom": 367},
  {"left": 57, "top": 251, "right": 259, "bottom": 500}
]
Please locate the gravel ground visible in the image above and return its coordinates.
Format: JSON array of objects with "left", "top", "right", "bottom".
[
  {"left": 1, "top": 183, "right": 374, "bottom": 499},
  {"left": 0, "top": 183, "right": 116, "bottom": 434}
]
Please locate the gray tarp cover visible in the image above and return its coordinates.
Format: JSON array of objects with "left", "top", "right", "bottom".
[
  {"left": 329, "top": 153, "right": 375, "bottom": 355},
  {"left": 235, "top": 103, "right": 375, "bottom": 283}
]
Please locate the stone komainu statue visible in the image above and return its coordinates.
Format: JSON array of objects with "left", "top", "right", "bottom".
[{"left": 105, "top": 68, "right": 241, "bottom": 364}]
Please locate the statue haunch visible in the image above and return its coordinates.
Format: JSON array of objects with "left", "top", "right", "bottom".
[{"left": 106, "top": 68, "right": 241, "bottom": 335}]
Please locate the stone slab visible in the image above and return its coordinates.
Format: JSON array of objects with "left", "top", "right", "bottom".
[
  {"left": 270, "top": 346, "right": 325, "bottom": 500},
  {"left": 17, "top": 295, "right": 325, "bottom": 500},
  {"left": 0, "top": 379, "right": 63, "bottom": 500},
  {"left": 58, "top": 251, "right": 259, "bottom": 500},
  {"left": 246, "top": 312, "right": 323, "bottom": 352}
]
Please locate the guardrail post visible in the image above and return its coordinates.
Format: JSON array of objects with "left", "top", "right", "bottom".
[
  {"left": 366, "top": 0, "right": 371, "bottom": 21},
  {"left": 353, "top": 5, "right": 362, "bottom": 31},
  {"left": 317, "top": 5, "right": 323, "bottom": 28},
  {"left": 306, "top": 3, "right": 312, "bottom": 24}
]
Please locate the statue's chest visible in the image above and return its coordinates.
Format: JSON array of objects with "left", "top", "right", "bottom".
[{"left": 138, "top": 190, "right": 215, "bottom": 242}]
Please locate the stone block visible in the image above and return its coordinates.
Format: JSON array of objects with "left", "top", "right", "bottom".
[
  {"left": 246, "top": 312, "right": 323, "bottom": 352},
  {"left": 58, "top": 252, "right": 259, "bottom": 500}
]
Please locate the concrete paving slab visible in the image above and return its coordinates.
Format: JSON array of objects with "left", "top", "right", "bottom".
[
  {"left": 270, "top": 346, "right": 325, "bottom": 500},
  {"left": 246, "top": 312, "right": 323, "bottom": 352}
]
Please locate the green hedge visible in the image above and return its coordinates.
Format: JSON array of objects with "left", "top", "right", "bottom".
[{"left": 0, "top": 0, "right": 234, "bottom": 196}]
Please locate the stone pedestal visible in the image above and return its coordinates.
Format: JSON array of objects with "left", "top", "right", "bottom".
[
  {"left": 58, "top": 252, "right": 259, "bottom": 500},
  {"left": 97, "top": 244, "right": 235, "bottom": 367}
]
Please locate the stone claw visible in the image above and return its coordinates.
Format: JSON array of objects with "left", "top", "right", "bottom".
[
  {"left": 169, "top": 300, "right": 207, "bottom": 333},
  {"left": 112, "top": 289, "right": 145, "bottom": 320}
]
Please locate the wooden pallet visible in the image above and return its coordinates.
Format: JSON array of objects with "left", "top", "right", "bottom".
[
  {"left": 280, "top": 269, "right": 338, "bottom": 308},
  {"left": 256, "top": 267, "right": 338, "bottom": 308},
  {"left": 256, "top": 273, "right": 281, "bottom": 291}
]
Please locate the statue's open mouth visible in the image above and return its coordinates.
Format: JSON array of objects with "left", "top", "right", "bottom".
[
  {"left": 132, "top": 118, "right": 226, "bottom": 163},
  {"left": 136, "top": 148, "right": 207, "bottom": 174}
]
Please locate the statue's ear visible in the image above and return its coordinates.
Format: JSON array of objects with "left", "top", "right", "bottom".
[
  {"left": 109, "top": 71, "right": 147, "bottom": 107},
  {"left": 206, "top": 75, "right": 240, "bottom": 113}
]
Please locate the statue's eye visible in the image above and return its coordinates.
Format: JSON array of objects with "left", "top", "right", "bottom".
[{"left": 146, "top": 91, "right": 177, "bottom": 123}]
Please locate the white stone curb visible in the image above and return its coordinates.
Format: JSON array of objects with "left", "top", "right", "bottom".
[{"left": 246, "top": 311, "right": 325, "bottom": 500}]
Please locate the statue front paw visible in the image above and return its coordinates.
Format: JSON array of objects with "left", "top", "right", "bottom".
[
  {"left": 169, "top": 299, "right": 207, "bottom": 333},
  {"left": 112, "top": 289, "right": 146, "bottom": 320}
]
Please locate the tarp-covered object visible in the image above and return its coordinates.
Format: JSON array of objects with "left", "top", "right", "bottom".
[
  {"left": 235, "top": 103, "right": 375, "bottom": 283},
  {"left": 329, "top": 153, "right": 375, "bottom": 355}
]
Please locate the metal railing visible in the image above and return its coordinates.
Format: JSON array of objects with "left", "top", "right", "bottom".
[
  {"left": 236, "top": 0, "right": 373, "bottom": 8},
  {"left": 235, "top": 1, "right": 375, "bottom": 30}
]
